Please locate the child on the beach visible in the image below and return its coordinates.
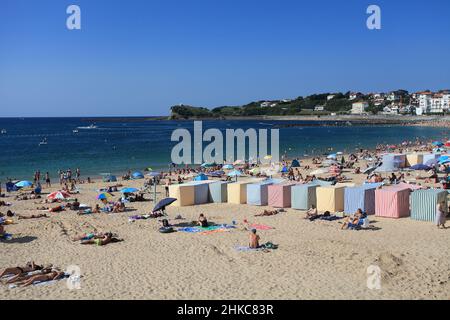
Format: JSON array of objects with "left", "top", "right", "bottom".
[{"left": 249, "top": 229, "right": 260, "bottom": 249}]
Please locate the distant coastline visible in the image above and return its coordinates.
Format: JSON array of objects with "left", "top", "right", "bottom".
[{"left": 81, "top": 114, "right": 450, "bottom": 128}]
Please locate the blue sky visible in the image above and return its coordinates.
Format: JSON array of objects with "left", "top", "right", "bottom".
[{"left": 0, "top": 0, "right": 449, "bottom": 117}]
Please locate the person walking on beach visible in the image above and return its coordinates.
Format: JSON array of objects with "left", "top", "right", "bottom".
[
  {"left": 249, "top": 229, "right": 260, "bottom": 249},
  {"left": 435, "top": 201, "right": 447, "bottom": 229},
  {"left": 165, "top": 179, "right": 171, "bottom": 197},
  {"left": 45, "top": 172, "right": 51, "bottom": 188},
  {"left": 76, "top": 168, "right": 81, "bottom": 182}
]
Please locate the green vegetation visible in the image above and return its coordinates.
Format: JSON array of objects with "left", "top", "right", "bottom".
[{"left": 169, "top": 90, "right": 408, "bottom": 118}]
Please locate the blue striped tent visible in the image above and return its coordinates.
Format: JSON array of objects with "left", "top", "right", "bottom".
[
  {"left": 410, "top": 189, "right": 448, "bottom": 222},
  {"left": 344, "top": 183, "right": 382, "bottom": 215},
  {"left": 246, "top": 179, "right": 282, "bottom": 206}
]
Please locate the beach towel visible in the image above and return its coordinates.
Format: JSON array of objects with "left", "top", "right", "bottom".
[
  {"left": 234, "top": 246, "right": 265, "bottom": 252},
  {"left": 8, "top": 273, "right": 70, "bottom": 289},
  {"left": 249, "top": 223, "right": 274, "bottom": 230},
  {"left": 177, "top": 227, "right": 203, "bottom": 233}
]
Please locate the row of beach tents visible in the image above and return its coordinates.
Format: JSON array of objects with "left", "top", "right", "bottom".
[{"left": 168, "top": 179, "right": 449, "bottom": 223}]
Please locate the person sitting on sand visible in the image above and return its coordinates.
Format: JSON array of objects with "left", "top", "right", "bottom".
[
  {"left": 80, "top": 232, "right": 123, "bottom": 246},
  {"left": 341, "top": 209, "right": 366, "bottom": 230},
  {"left": 198, "top": 214, "right": 208, "bottom": 227},
  {"left": 249, "top": 229, "right": 260, "bottom": 249},
  {"left": 305, "top": 205, "right": 318, "bottom": 219},
  {"left": 0, "top": 261, "right": 43, "bottom": 279},
  {"left": 67, "top": 199, "right": 80, "bottom": 210},
  {"left": 92, "top": 204, "right": 101, "bottom": 213}
]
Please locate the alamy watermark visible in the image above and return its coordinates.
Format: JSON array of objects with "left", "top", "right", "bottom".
[
  {"left": 367, "top": 5, "right": 381, "bottom": 30},
  {"left": 366, "top": 265, "right": 382, "bottom": 290},
  {"left": 66, "top": 265, "right": 82, "bottom": 290},
  {"left": 66, "top": 5, "right": 81, "bottom": 30},
  {"left": 170, "top": 121, "right": 279, "bottom": 165}
]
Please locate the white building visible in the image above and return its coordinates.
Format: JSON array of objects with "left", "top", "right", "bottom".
[
  {"left": 314, "top": 106, "right": 325, "bottom": 111},
  {"left": 417, "top": 91, "right": 433, "bottom": 114},
  {"left": 351, "top": 102, "right": 369, "bottom": 114},
  {"left": 417, "top": 90, "right": 449, "bottom": 114},
  {"left": 387, "top": 92, "right": 399, "bottom": 101}
]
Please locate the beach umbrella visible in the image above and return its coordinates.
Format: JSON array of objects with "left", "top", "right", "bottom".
[
  {"left": 438, "top": 155, "right": 449, "bottom": 163},
  {"left": 47, "top": 191, "right": 71, "bottom": 200},
  {"left": 153, "top": 197, "right": 177, "bottom": 212},
  {"left": 146, "top": 171, "right": 161, "bottom": 177},
  {"left": 388, "top": 145, "right": 397, "bottom": 149},
  {"left": 445, "top": 141, "right": 450, "bottom": 148},
  {"left": 310, "top": 168, "right": 329, "bottom": 175},
  {"left": 440, "top": 159, "right": 450, "bottom": 165},
  {"left": 207, "top": 171, "right": 225, "bottom": 177},
  {"left": 97, "top": 193, "right": 113, "bottom": 201},
  {"left": 425, "top": 158, "right": 439, "bottom": 166},
  {"left": 222, "top": 164, "right": 234, "bottom": 170},
  {"left": 15, "top": 181, "right": 33, "bottom": 188},
  {"left": 201, "top": 162, "right": 216, "bottom": 168},
  {"left": 410, "top": 164, "right": 432, "bottom": 171},
  {"left": 193, "top": 173, "right": 208, "bottom": 181},
  {"left": 363, "top": 166, "right": 378, "bottom": 175},
  {"left": 433, "top": 141, "right": 444, "bottom": 147},
  {"left": 132, "top": 171, "right": 144, "bottom": 179},
  {"left": 121, "top": 187, "right": 139, "bottom": 194},
  {"left": 327, "top": 154, "right": 337, "bottom": 159},
  {"left": 227, "top": 170, "right": 243, "bottom": 177},
  {"left": 291, "top": 159, "right": 301, "bottom": 168}
]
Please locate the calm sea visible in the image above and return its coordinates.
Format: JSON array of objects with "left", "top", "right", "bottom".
[{"left": 0, "top": 118, "right": 448, "bottom": 181}]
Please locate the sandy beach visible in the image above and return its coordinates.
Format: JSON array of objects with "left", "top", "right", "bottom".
[{"left": 1, "top": 153, "right": 450, "bottom": 300}]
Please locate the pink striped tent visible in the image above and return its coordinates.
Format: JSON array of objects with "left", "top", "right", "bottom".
[
  {"left": 375, "top": 185, "right": 412, "bottom": 218},
  {"left": 268, "top": 183, "right": 296, "bottom": 208}
]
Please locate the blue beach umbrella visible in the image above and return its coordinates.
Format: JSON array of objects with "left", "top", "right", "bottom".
[
  {"left": 227, "top": 170, "right": 243, "bottom": 177},
  {"left": 438, "top": 155, "right": 449, "bottom": 163},
  {"left": 425, "top": 158, "right": 439, "bottom": 167},
  {"left": 201, "top": 162, "right": 216, "bottom": 168},
  {"left": 121, "top": 187, "right": 139, "bottom": 194},
  {"left": 132, "top": 171, "right": 144, "bottom": 179},
  {"left": 433, "top": 141, "right": 444, "bottom": 147},
  {"left": 193, "top": 173, "right": 208, "bottom": 181},
  {"left": 410, "top": 164, "right": 432, "bottom": 171},
  {"left": 15, "top": 181, "right": 33, "bottom": 188},
  {"left": 222, "top": 164, "right": 234, "bottom": 170}
]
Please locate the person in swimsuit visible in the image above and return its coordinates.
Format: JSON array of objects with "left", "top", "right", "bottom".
[
  {"left": 17, "top": 269, "right": 66, "bottom": 287},
  {"left": 305, "top": 205, "right": 318, "bottom": 219},
  {"left": 17, "top": 213, "right": 48, "bottom": 220},
  {"left": 435, "top": 201, "right": 447, "bottom": 229},
  {"left": 249, "top": 229, "right": 260, "bottom": 249},
  {"left": 0, "top": 261, "right": 43, "bottom": 279},
  {"left": 197, "top": 214, "right": 208, "bottom": 228},
  {"left": 72, "top": 232, "right": 105, "bottom": 242},
  {"left": 80, "top": 232, "right": 123, "bottom": 246}
]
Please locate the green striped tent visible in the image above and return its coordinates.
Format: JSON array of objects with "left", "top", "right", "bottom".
[{"left": 410, "top": 189, "right": 448, "bottom": 222}]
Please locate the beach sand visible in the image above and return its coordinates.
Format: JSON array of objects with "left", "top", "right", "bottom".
[{"left": 1, "top": 160, "right": 450, "bottom": 300}]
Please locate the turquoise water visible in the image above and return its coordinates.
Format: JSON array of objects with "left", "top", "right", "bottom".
[{"left": 0, "top": 118, "right": 448, "bottom": 181}]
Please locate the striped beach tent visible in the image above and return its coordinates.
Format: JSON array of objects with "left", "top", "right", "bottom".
[
  {"left": 375, "top": 185, "right": 411, "bottom": 219},
  {"left": 410, "top": 189, "right": 448, "bottom": 222}
]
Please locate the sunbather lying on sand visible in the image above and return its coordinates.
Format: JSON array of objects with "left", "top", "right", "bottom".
[
  {"left": 80, "top": 232, "right": 123, "bottom": 246},
  {"left": 49, "top": 205, "right": 64, "bottom": 213},
  {"left": 17, "top": 213, "right": 48, "bottom": 220},
  {"left": 0, "top": 261, "right": 43, "bottom": 279},
  {"left": 72, "top": 232, "right": 105, "bottom": 242},
  {"left": 255, "top": 209, "right": 283, "bottom": 217},
  {"left": 13, "top": 268, "right": 66, "bottom": 287}
]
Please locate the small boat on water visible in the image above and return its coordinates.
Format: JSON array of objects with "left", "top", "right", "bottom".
[
  {"left": 1, "top": 129, "right": 6, "bottom": 134},
  {"left": 73, "top": 129, "right": 79, "bottom": 133},
  {"left": 77, "top": 124, "right": 98, "bottom": 130},
  {"left": 39, "top": 138, "right": 48, "bottom": 146}
]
